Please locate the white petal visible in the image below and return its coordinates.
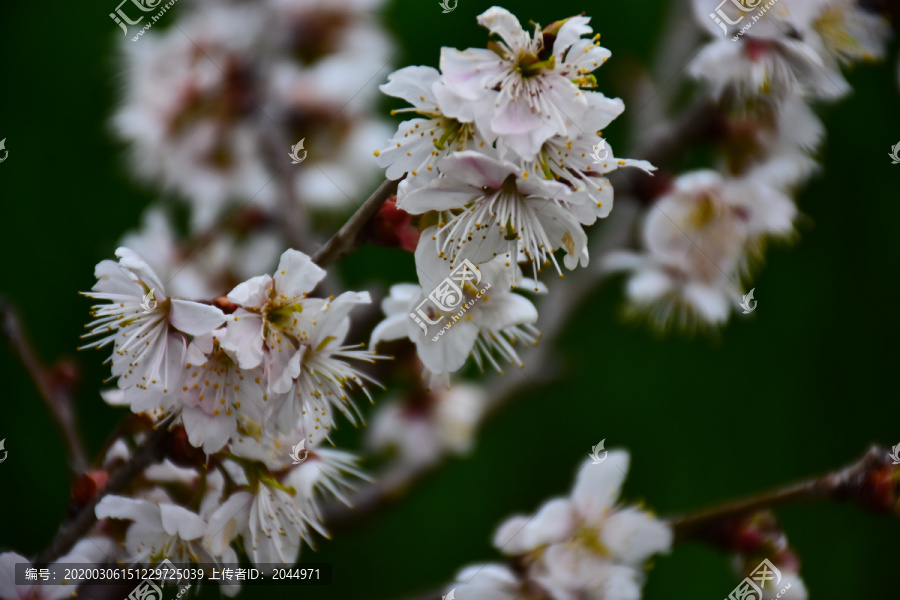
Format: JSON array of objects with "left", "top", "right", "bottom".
[
  {"left": 169, "top": 299, "right": 225, "bottom": 335},
  {"left": 274, "top": 249, "right": 326, "bottom": 298},
  {"left": 571, "top": 452, "right": 629, "bottom": 523},
  {"left": 160, "top": 504, "right": 207, "bottom": 541}
]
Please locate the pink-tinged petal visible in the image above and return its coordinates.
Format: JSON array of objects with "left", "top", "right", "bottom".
[
  {"left": 399, "top": 177, "right": 481, "bottom": 214},
  {"left": 571, "top": 452, "right": 629, "bottom": 523},
  {"left": 169, "top": 299, "right": 226, "bottom": 336},
  {"left": 380, "top": 66, "right": 441, "bottom": 108},
  {"left": 492, "top": 90, "right": 544, "bottom": 135},
  {"left": 437, "top": 150, "right": 520, "bottom": 190},
  {"left": 274, "top": 249, "right": 326, "bottom": 298},
  {"left": 204, "top": 492, "right": 252, "bottom": 557},
  {"left": 221, "top": 310, "right": 265, "bottom": 369},
  {"left": 266, "top": 345, "right": 305, "bottom": 395},
  {"left": 95, "top": 495, "right": 161, "bottom": 526},
  {"left": 439, "top": 47, "right": 507, "bottom": 101},
  {"left": 159, "top": 504, "right": 207, "bottom": 541}
]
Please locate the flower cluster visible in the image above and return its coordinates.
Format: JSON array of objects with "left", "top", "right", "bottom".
[
  {"left": 80, "top": 246, "right": 381, "bottom": 569},
  {"left": 113, "top": 0, "right": 393, "bottom": 231},
  {"left": 447, "top": 451, "right": 672, "bottom": 600},
  {"left": 606, "top": 0, "right": 892, "bottom": 329},
  {"left": 370, "top": 7, "right": 653, "bottom": 383}
]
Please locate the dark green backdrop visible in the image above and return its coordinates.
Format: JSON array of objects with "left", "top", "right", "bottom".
[{"left": 1, "top": 0, "right": 898, "bottom": 599}]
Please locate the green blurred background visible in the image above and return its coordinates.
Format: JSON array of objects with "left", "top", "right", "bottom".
[{"left": 1, "top": 0, "right": 899, "bottom": 598}]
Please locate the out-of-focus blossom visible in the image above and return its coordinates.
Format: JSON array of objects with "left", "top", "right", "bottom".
[
  {"left": 605, "top": 171, "right": 795, "bottom": 327},
  {"left": 492, "top": 451, "right": 672, "bottom": 600},
  {"left": 367, "top": 384, "right": 487, "bottom": 468}
]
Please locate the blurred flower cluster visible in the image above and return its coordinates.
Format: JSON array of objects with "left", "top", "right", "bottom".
[{"left": 607, "top": 0, "right": 892, "bottom": 330}]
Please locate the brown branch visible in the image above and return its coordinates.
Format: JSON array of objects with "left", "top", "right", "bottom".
[
  {"left": 669, "top": 445, "right": 896, "bottom": 544},
  {"left": 0, "top": 299, "right": 89, "bottom": 474},
  {"left": 35, "top": 425, "right": 172, "bottom": 566},
  {"left": 312, "top": 177, "right": 402, "bottom": 267}
]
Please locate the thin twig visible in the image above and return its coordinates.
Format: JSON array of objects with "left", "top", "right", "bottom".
[
  {"left": 312, "top": 177, "right": 402, "bottom": 267},
  {"left": 0, "top": 299, "right": 89, "bottom": 474},
  {"left": 668, "top": 445, "right": 895, "bottom": 543},
  {"left": 35, "top": 425, "right": 172, "bottom": 566}
]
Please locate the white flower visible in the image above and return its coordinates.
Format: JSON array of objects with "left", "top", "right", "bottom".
[
  {"left": 95, "top": 495, "right": 237, "bottom": 567},
  {"left": 370, "top": 242, "right": 539, "bottom": 381},
  {"left": 375, "top": 65, "right": 487, "bottom": 200},
  {"left": 446, "top": 564, "right": 529, "bottom": 600},
  {"left": 367, "top": 384, "right": 487, "bottom": 468},
  {"left": 439, "top": 8, "right": 615, "bottom": 159},
  {"left": 492, "top": 451, "right": 672, "bottom": 600},
  {"left": 81, "top": 248, "right": 226, "bottom": 416},
  {"left": 605, "top": 170, "right": 796, "bottom": 327},
  {"left": 222, "top": 249, "right": 327, "bottom": 394},
  {"left": 515, "top": 109, "right": 656, "bottom": 223},
  {"left": 204, "top": 483, "right": 324, "bottom": 567},
  {"left": 802, "top": 0, "right": 891, "bottom": 89},
  {"left": 282, "top": 291, "right": 384, "bottom": 427},
  {"left": 179, "top": 330, "right": 272, "bottom": 454},
  {"left": 399, "top": 150, "right": 584, "bottom": 276},
  {"left": 0, "top": 539, "right": 116, "bottom": 600},
  {"left": 689, "top": 37, "right": 849, "bottom": 102}
]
